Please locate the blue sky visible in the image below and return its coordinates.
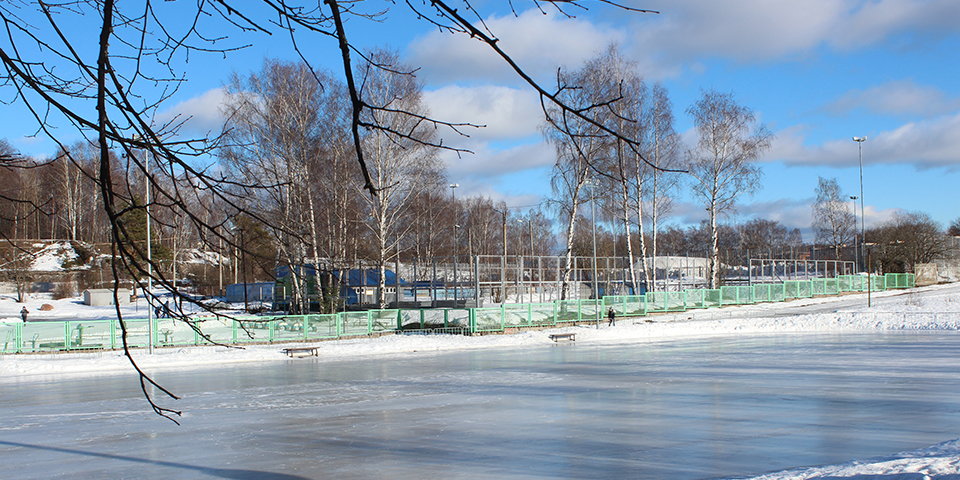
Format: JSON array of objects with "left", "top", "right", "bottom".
[{"left": 5, "top": 0, "right": 960, "bottom": 241}]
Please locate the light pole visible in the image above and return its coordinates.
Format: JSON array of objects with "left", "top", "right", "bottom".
[
  {"left": 135, "top": 137, "right": 155, "bottom": 355},
  {"left": 588, "top": 180, "right": 599, "bottom": 329},
  {"left": 450, "top": 183, "right": 458, "bottom": 307},
  {"left": 494, "top": 208, "right": 507, "bottom": 305},
  {"left": 849, "top": 195, "right": 858, "bottom": 274},
  {"left": 853, "top": 136, "right": 869, "bottom": 306}
]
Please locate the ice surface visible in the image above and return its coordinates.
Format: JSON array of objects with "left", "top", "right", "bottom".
[
  {"left": 3, "top": 283, "right": 960, "bottom": 479},
  {"left": 4, "top": 332, "right": 960, "bottom": 479}
]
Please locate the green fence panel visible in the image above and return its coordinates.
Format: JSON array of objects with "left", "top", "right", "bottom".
[
  {"left": 603, "top": 295, "right": 647, "bottom": 316},
  {"left": 740, "top": 286, "right": 755, "bottom": 304},
  {"left": 473, "top": 307, "right": 505, "bottom": 332},
  {"left": 369, "top": 310, "right": 400, "bottom": 333},
  {"left": 398, "top": 310, "right": 423, "bottom": 329},
  {"left": 769, "top": 283, "right": 785, "bottom": 302},
  {"left": 667, "top": 291, "right": 687, "bottom": 310},
  {"left": 305, "top": 314, "right": 340, "bottom": 339},
  {"left": 869, "top": 275, "right": 886, "bottom": 292},
  {"left": 152, "top": 317, "right": 197, "bottom": 346},
  {"left": 61, "top": 320, "right": 112, "bottom": 351},
  {"left": 798, "top": 281, "right": 814, "bottom": 298},
  {"left": 645, "top": 292, "right": 685, "bottom": 312},
  {"left": 602, "top": 296, "right": 621, "bottom": 313},
  {"left": 811, "top": 279, "right": 826, "bottom": 296},
  {"left": 113, "top": 318, "right": 153, "bottom": 348},
  {"left": 579, "top": 299, "right": 602, "bottom": 321},
  {"left": 784, "top": 281, "right": 799, "bottom": 300},
  {"left": 191, "top": 316, "right": 235, "bottom": 345},
  {"left": 720, "top": 286, "right": 740, "bottom": 306},
  {"left": 824, "top": 278, "right": 839, "bottom": 295},
  {"left": 885, "top": 273, "right": 912, "bottom": 289},
  {"left": 530, "top": 303, "right": 557, "bottom": 326},
  {"left": 503, "top": 304, "right": 531, "bottom": 327},
  {"left": 683, "top": 289, "right": 721, "bottom": 308},
  {"left": 625, "top": 295, "right": 648, "bottom": 316},
  {"left": 17, "top": 321, "right": 63, "bottom": 353},
  {"left": 445, "top": 309, "right": 471, "bottom": 328},
  {"left": 270, "top": 316, "right": 308, "bottom": 342},
  {"left": 340, "top": 311, "right": 370, "bottom": 336},
  {"left": 1, "top": 323, "right": 21, "bottom": 353},
  {"left": 556, "top": 300, "right": 581, "bottom": 323},
  {"left": 646, "top": 291, "right": 667, "bottom": 312},
  {"left": 753, "top": 284, "right": 771, "bottom": 303}
]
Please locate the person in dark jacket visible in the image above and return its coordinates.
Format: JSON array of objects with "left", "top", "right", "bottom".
[
  {"left": 607, "top": 307, "right": 615, "bottom": 326},
  {"left": 21, "top": 306, "right": 29, "bottom": 323}
]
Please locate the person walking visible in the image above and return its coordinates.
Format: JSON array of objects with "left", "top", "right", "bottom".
[
  {"left": 20, "top": 306, "right": 29, "bottom": 323},
  {"left": 607, "top": 307, "right": 615, "bottom": 326}
]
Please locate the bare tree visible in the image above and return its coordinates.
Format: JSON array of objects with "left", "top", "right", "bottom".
[
  {"left": 948, "top": 218, "right": 960, "bottom": 237},
  {"left": 686, "top": 90, "right": 773, "bottom": 288},
  {"left": 643, "top": 82, "right": 683, "bottom": 290},
  {"left": 812, "top": 176, "right": 854, "bottom": 260},
  {"left": 356, "top": 50, "right": 444, "bottom": 309},
  {"left": 870, "top": 211, "right": 948, "bottom": 273},
  {"left": 220, "top": 60, "right": 335, "bottom": 313}
]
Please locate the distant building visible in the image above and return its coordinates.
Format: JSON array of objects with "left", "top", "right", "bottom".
[
  {"left": 225, "top": 282, "right": 275, "bottom": 304},
  {"left": 272, "top": 265, "right": 408, "bottom": 311},
  {"left": 83, "top": 288, "right": 132, "bottom": 306}
]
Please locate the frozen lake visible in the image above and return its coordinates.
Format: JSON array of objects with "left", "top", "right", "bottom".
[{"left": 3, "top": 332, "right": 960, "bottom": 479}]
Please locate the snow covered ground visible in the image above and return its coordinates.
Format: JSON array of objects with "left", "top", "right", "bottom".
[{"left": 3, "top": 282, "right": 960, "bottom": 479}]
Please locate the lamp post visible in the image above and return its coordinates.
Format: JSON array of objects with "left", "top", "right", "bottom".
[
  {"left": 134, "top": 137, "right": 155, "bottom": 355},
  {"left": 587, "top": 180, "right": 599, "bottom": 329},
  {"left": 849, "top": 195, "right": 858, "bottom": 274},
  {"left": 450, "top": 183, "right": 459, "bottom": 307},
  {"left": 494, "top": 208, "right": 507, "bottom": 305},
  {"left": 853, "top": 136, "right": 869, "bottom": 306}
]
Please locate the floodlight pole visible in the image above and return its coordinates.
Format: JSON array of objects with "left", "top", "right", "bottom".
[
  {"left": 850, "top": 195, "right": 858, "bottom": 274},
  {"left": 450, "top": 184, "right": 459, "bottom": 307},
  {"left": 589, "top": 180, "right": 599, "bottom": 329},
  {"left": 494, "top": 208, "right": 507, "bottom": 305},
  {"left": 139, "top": 139, "right": 154, "bottom": 355},
  {"left": 853, "top": 136, "right": 869, "bottom": 307}
]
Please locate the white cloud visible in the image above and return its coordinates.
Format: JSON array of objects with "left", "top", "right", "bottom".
[
  {"left": 763, "top": 113, "right": 960, "bottom": 169},
  {"left": 832, "top": 0, "right": 960, "bottom": 50},
  {"left": 407, "top": 9, "right": 625, "bottom": 85},
  {"left": 443, "top": 140, "right": 554, "bottom": 180},
  {"left": 422, "top": 85, "right": 544, "bottom": 142},
  {"left": 633, "top": 0, "right": 841, "bottom": 63},
  {"left": 628, "top": 0, "right": 960, "bottom": 68},
  {"left": 155, "top": 87, "right": 228, "bottom": 137},
  {"left": 824, "top": 80, "right": 960, "bottom": 117}
]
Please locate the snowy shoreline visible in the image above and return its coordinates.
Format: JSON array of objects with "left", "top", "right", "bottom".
[{"left": 3, "top": 282, "right": 959, "bottom": 380}]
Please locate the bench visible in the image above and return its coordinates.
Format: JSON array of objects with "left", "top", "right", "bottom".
[
  {"left": 281, "top": 346, "right": 319, "bottom": 358},
  {"left": 549, "top": 333, "right": 576, "bottom": 342}
]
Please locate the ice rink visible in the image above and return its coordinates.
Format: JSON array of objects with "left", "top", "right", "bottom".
[{"left": 3, "top": 331, "right": 960, "bottom": 479}]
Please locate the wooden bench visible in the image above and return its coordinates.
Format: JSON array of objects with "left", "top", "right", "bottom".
[
  {"left": 549, "top": 333, "right": 576, "bottom": 342},
  {"left": 281, "top": 346, "right": 319, "bottom": 357}
]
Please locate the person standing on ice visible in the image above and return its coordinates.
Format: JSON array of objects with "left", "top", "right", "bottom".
[
  {"left": 20, "top": 306, "right": 29, "bottom": 323},
  {"left": 607, "top": 307, "right": 615, "bottom": 326}
]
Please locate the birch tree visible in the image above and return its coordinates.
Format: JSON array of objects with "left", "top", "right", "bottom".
[
  {"left": 356, "top": 50, "right": 443, "bottom": 309},
  {"left": 686, "top": 90, "right": 772, "bottom": 288},
  {"left": 643, "top": 83, "right": 682, "bottom": 291},
  {"left": 812, "top": 176, "right": 854, "bottom": 260},
  {"left": 221, "top": 60, "right": 338, "bottom": 313}
]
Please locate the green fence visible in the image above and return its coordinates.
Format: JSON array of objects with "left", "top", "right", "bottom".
[{"left": 0, "top": 273, "right": 917, "bottom": 354}]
